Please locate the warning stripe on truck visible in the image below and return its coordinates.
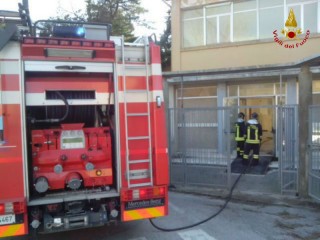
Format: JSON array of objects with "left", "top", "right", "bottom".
[
  {"left": 0, "top": 223, "right": 26, "bottom": 238},
  {"left": 123, "top": 206, "right": 165, "bottom": 221}
]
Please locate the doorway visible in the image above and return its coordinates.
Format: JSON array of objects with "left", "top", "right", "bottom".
[{"left": 240, "top": 97, "right": 275, "bottom": 156}]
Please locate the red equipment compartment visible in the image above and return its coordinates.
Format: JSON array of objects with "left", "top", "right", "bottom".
[{"left": 31, "top": 123, "right": 113, "bottom": 192}]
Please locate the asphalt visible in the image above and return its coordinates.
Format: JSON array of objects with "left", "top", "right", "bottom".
[{"left": 169, "top": 174, "right": 320, "bottom": 212}]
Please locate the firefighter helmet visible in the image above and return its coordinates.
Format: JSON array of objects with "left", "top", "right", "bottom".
[
  {"left": 251, "top": 112, "right": 258, "bottom": 119},
  {"left": 238, "top": 112, "right": 245, "bottom": 118}
]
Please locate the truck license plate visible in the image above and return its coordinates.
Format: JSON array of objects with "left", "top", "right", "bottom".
[{"left": 0, "top": 214, "right": 16, "bottom": 225}]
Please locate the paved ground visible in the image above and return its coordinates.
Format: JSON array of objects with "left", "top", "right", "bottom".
[{"left": 27, "top": 191, "right": 320, "bottom": 240}]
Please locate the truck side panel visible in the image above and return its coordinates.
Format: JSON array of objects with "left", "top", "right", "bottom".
[{"left": 0, "top": 42, "right": 28, "bottom": 237}]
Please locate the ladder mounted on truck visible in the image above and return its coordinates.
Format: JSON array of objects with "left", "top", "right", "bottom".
[{"left": 120, "top": 36, "right": 154, "bottom": 188}]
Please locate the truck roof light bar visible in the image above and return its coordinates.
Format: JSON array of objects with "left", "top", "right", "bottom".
[
  {"left": 53, "top": 25, "right": 85, "bottom": 39},
  {"left": 33, "top": 20, "right": 112, "bottom": 40}
]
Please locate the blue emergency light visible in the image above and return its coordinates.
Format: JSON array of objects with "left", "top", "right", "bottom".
[{"left": 52, "top": 25, "right": 85, "bottom": 38}]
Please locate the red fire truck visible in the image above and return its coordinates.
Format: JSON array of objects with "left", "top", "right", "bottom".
[{"left": 0, "top": 7, "right": 169, "bottom": 238}]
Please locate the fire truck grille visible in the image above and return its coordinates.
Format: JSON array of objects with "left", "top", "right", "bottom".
[{"left": 46, "top": 91, "right": 96, "bottom": 100}]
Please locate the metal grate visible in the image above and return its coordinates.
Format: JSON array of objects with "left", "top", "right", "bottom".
[{"left": 46, "top": 90, "right": 96, "bottom": 100}]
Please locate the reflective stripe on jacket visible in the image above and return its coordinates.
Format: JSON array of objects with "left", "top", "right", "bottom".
[
  {"left": 245, "top": 119, "right": 262, "bottom": 144},
  {"left": 235, "top": 121, "right": 246, "bottom": 141}
]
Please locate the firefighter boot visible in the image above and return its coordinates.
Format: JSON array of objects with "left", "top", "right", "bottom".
[
  {"left": 252, "top": 155, "right": 259, "bottom": 166},
  {"left": 242, "top": 154, "right": 249, "bottom": 165}
]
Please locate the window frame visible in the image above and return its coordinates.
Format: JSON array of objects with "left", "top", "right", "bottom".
[
  {"left": 205, "top": 3, "right": 232, "bottom": 44},
  {"left": 181, "top": 0, "right": 319, "bottom": 48}
]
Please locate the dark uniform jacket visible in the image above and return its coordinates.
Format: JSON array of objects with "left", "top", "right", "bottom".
[{"left": 245, "top": 119, "right": 262, "bottom": 144}]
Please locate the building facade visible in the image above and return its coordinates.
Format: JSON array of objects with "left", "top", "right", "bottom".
[
  {"left": 165, "top": 0, "right": 320, "bottom": 144},
  {"left": 164, "top": 0, "right": 320, "bottom": 197},
  {"left": 167, "top": 0, "right": 320, "bottom": 106}
]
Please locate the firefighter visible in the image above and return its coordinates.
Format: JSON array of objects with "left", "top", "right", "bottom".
[
  {"left": 234, "top": 112, "right": 246, "bottom": 159},
  {"left": 243, "top": 112, "right": 263, "bottom": 166}
]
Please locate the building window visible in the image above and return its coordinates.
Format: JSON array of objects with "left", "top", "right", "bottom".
[
  {"left": 233, "top": 0, "right": 257, "bottom": 41},
  {"left": 287, "top": 0, "right": 318, "bottom": 33},
  {"left": 239, "top": 83, "right": 274, "bottom": 96},
  {"left": 181, "top": 0, "right": 318, "bottom": 48},
  {"left": 206, "top": 4, "right": 231, "bottom": 44},
  {"left": 176, "top": 86, "right": 217, "bottom": 108},
  {"left": 182, "top": 9, "right": 204, "bottom": 48},
  {"left": 259, "top": 0, "right": 284, "bottom": 39},
  {"left": 313, "top": 80, "right": 320, "bottom": 104}
]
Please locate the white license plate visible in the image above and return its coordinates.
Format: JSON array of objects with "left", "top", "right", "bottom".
[{"left": 0, "top": 214, "right": 16, "bottom": 225}]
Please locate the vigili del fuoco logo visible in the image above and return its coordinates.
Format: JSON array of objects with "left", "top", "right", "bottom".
[{"left": 273, "top": 8, "right": 310, "bottom": 49}]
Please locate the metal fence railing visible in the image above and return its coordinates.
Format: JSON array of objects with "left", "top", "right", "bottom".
[
  {"left": 168, "top": 105, "right": 299, "bottom": 195},
  {"left": 309, "top": 106, "right": 320, "bottom": 201},
  {"left": 277, "top": 105, "right": 299, "bottom": 194},
  {"left": 168, "top": 108, "right": 232, "bottom": 189}
]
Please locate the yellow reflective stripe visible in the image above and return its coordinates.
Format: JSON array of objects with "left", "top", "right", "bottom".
[
  {"left": 246, "top": 139, "right": 260, "bottom": 144},
  {"left": 123, "top": 206, "right": 165, "bottom": 221},
  {"left": 235, "top": 124, "right": 244, "bottom": 141},
  {"left": 246, "top": 125, "right": 260, "bottom": 143},
  {"left": 235, "top": 137, "right": 245, "bottom": 141},
  {"left": 125, "top": 209, "right": 142, "bottom": 221},
  {"left": 146, "top": 207, "right": 163, "bottom": 217},
  {"left": 0, "top": 224, "right": 25, "bottom": 237}
]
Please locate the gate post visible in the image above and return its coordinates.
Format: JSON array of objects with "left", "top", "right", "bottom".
[{"left": 298, "top": 65, "right": 312, "bottom": 197}]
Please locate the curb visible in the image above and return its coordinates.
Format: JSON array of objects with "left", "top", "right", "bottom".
[{"left": 169, "top": 185, "right": 320, "bottom": 209}]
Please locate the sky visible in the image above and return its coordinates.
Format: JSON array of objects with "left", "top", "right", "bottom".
[{"left": 0, "top": 0, "right": 170, "bottom": 37}]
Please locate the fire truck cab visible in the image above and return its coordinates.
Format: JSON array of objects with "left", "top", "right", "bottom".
[{"left": 0, "top": 8, "right": 169, "bottom": 238}]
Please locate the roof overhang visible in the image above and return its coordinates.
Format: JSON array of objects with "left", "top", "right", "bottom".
[{"left": 164, "top": 54, "right": 320, "bottom": 84}]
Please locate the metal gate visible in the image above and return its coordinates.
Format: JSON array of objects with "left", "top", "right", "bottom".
[
  {"left": 277, "top": 105, "right": 299, "bottom": 194},
  {"left": 168, "top": 106, "right": 298, "bottom": 195},
  {"left": 309, "top": 105, "right": 320, "bottom": 201},
  {"left": 168, "top": 108, "right": 232, "bottom": 189}
]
